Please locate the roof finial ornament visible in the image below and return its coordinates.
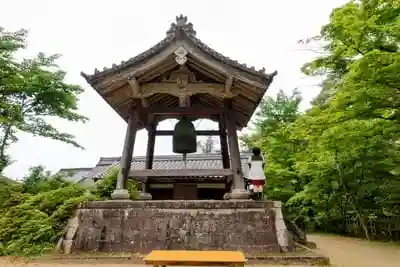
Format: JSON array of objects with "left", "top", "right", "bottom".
[
  {"left": 166, "top": 14, "right": 196, "bottom": 37},
  {"left": 176, "top": 14, "right": 187, "bottom": 26},
  {"left": 174, "top": 46, "right": 188, "bottom": 65}
]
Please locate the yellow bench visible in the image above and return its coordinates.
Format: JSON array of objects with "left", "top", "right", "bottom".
[{"left": 144, "top": 250, "right": 246, "bottom": 267}]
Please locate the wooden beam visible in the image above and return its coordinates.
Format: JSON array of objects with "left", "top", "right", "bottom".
[
  {"left": 93, "top": 44, "right": 177, "bottom": 89},
  {"left": 148, "top": 177, "right": 226, "bottom": 183},
  {"left": 182, "top": 40, "right": 269, "bottom": 89},
  {"left": 155, "top": 130, "right": 219, "bottom": 136},
  {"left": 187, "top": 59, "right": 226, "bottom": 83},
  {"left": 142, "top": 106, "right": 223, "bottom": 115},
  {"left": 148, "top": 181, "right": 226, "bottom": 186},
  {"left": 139, "top": 82, "right": 238, "bottom": 98},
  {"left": 129, "top": 168, "right": 233, "bottom": 178},
  {"left": 128, "top": 76, "right": 149, "bottom": 107}
]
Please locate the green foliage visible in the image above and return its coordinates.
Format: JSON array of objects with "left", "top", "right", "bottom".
[
  {"left": 22, "top": 166, "right": 71, "bottom": 194},
  {"left": 240, "top": 89, "right": 302, "bottom": 150},
  {"left": 302, "top": 0, "right": 400, "bottom": 123},
  {"left": 0, "top": 27, "right": 88, "bottom": 173},
  {"left": 93, "top": 166, "right": 139, "bottom": 200},
  {"left": 0, "top": 175, "right": 23, "bottom": 211},
  {"left": 0, "top": 164, "right": 139, "bottom": 256},
  {"left": 244, "top": 0, "right": 400, "bottom": 240},
  {"left": 0, "top": 166, "right": 98, "bottom": 256}
]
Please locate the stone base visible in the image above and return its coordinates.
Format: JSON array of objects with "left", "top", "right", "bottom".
[
  {"left": 230, "top": 189, "right": 250, "bottom": 199},
  {"left": 72, "top": 200, "right": 293, "bottom": 253},
  {"left": 223, "top": 192, "right": 231, "bottom": 200},
  {"left": 111, "top": 189, "right": 130, "bottom": 200},
  {"left": 139, "top": 192, "right": 152, "bottom": 200}
]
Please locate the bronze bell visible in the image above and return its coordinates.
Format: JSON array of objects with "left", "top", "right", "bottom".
[{"left": 173, "top": 117, "right": 197, "bottom": 154}]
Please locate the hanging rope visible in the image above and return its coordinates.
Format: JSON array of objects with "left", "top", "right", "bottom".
[{"left": 183, "top": 153, "right": 187, "bottom": 168}]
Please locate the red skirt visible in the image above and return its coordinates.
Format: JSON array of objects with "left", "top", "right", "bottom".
[{"left": 250, "top": 179, "right": 265, "bottom": 186}]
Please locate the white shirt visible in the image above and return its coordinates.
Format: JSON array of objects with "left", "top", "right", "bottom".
[{"left": 248, "top": 155, "right": 266, "bottom": 180}]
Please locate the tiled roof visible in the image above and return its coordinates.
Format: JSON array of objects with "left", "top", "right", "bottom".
[
  {"left": 81, "top": 15, "right": 276, "bottom": 82},
  {"left": 57, "top": 168, "right": 92, "bottom": 183},
  {"left": 83, "top": 152, "right": 252, "bottom": 182}
]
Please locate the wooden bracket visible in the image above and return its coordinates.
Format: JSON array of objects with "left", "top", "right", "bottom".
[
  {"left": 128, "top": 76, "right": 148, "bottom": 107},
  {"left": 128, "top": 76, "right": 140, "bottom": 97},
  {"left": 224, "top": 76, "right": 234, "bottom": 98},
  {"left": 179, "top": 93, "right": 191, "bottom": 107}
]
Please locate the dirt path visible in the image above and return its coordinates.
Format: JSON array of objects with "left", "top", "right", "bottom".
[
  {"left": 0, "top": 261, "right": 307, "bottom": 267},
  {"left": 309, "top": 234, "right": 400, "bottom": 267},
  {"left": 2, "top": 234, "right": 398, "bottom": 267}
]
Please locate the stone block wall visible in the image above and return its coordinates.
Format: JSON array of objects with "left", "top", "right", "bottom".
[{"left": 71, "top": 200, "right": 292, "bottom": 253}]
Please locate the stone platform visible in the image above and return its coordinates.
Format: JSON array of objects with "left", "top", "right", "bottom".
[{"left": 64, "top": 200, "right": 293, "bottom": 254}]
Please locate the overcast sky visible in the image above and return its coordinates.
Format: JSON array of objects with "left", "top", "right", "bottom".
[{"left": 1, "top": 0, "right": 347, "bottom": 179}]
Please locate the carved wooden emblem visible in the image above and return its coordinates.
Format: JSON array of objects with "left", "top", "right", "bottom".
[
  {"left": 134, "top": 64, "right": 237, "bottom": 105},
  {"left": 174, "top": 46, "right": 188, "bottom": 65}
]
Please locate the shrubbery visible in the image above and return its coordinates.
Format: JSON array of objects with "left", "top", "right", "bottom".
[
  {"left": 0, "top": 166, "right": 137, "bottom": 256},
  {"left": 91, "top": 166, "right": 138, "bottom": 200}
]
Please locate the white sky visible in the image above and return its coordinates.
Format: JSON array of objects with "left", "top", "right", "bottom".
[{"left": 1, "top": 0, "right": 347, "bottom": 179}]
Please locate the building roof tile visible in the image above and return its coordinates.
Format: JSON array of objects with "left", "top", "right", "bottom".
[
  {"left": 82, "top": 152, "right": 252, "bottom": 182},
  {"left": 82, "top": 15, "right": 276, "bottom": 82}
]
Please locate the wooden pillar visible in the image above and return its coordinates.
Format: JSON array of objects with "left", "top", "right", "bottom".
[
  {"left": 145, "top": 123, "right": 156, "bottom": 169},
  {"left": 111, "top": 111, "right": 138, "bottom": 200},
  {"left": 218, "top": 117, "right": 230, "bottom": 169},
  {"left": 224, "top": 100, "right": 249, "bottom": 200},
  {"left": 140, "top": 123, "right": 157, "bottom": 200}
]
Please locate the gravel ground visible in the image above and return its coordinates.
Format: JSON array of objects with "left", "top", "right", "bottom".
[
  {"left": 308, "top": 233, "right": 400, "bottom": 267},
  {"left": 2, "top": 233, "right": 399, "bottom": 267},
  {"left": 0, "top": 261, "right": 307, "bottom": 267}
]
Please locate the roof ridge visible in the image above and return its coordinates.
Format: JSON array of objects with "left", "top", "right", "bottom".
[{"left": 82, "top": 15, "right": 276, "bottom": 81}]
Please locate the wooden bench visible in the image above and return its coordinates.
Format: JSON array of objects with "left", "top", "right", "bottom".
[{"left": 144, "top": 250, "right": 246, "bottom": 267}]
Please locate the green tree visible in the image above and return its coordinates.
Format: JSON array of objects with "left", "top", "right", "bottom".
[
  {"left": 285, "top": 0, "right": 400, "bottom": 238},
  {"left": 238, "top": 89, "right": 305, "bottom": 209},
  {"left": 242, "top": 0, "right": 400, "bottom": 240},
  {"left": 288, "top": 111, "right": 400, "bottom": 236},
  {"left": 240, "top": 89, "right": 302, "bottom": 149},
  {"left": 302, "top": 0, "right": 400, "bottom": 123},
  {"left": 0, "top": 28, "right": 88, "bottom": 173},
  {"left": 22, "top": 165, "right": 70, "bottom": 195}
]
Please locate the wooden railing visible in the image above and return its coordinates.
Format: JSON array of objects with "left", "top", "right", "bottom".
[{"left": 342, "top": 213, "right": 400, "bottom": 241}]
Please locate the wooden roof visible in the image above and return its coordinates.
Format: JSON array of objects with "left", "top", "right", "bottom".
[{"left": 81, "top": 15, "right": 277, "bottom": 129}]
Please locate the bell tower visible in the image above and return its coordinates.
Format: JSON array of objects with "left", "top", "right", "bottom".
[
  {"left": 73, "top": 15, "right": 294, "bottom": 256},
  {"left": 81, "top": 15, "right": 277, "bottom": 201}
]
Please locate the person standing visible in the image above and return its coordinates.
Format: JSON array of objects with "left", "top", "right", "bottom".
[{"left": 247, "top": 147, "right": 266, "bottom": 200}]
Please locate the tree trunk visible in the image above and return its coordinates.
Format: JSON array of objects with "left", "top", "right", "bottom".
[
  {"left": 0, "top": 124, "right": 13, "bottom": 173},
  {"left": 349, "top": 197, "right": 370, "bottom": 240},
  {"left": 357, "top": 213, "right": 371, "bottom": 240}
]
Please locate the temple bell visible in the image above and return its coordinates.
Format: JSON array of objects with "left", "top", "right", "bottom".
[{"left": 173, "top": 117, "right": 197, "bottom": 154}]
